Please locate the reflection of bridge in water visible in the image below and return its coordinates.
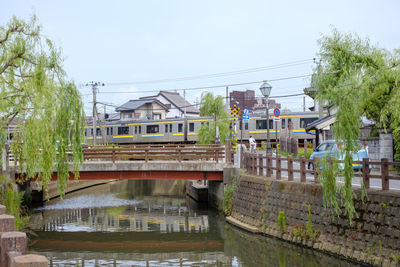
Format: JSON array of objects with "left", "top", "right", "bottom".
[{"left": 31, "top": 200, "right": 209, "bottom": 233}]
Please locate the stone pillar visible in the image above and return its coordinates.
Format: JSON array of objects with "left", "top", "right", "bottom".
[
  {"left": 0, "top": 214, "right": 15, "bottom": 232},
  {"left": 0, "top": 204, "right": 6, "bottom": 215},
  {"left": 10, "top": 254, "right": 48, "bottom": 267},
  {"left": 0, "top": 232, "right": 27, "bottom": 266},
  {"left": 379, "top": 131, "right": 393, "bottom": 162}
]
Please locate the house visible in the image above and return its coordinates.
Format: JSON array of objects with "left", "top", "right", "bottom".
[
  {"left": 140, "top": 91, "right": 199, "bottom": 118},
  {"left": 115, "top": 99, "right": 169, "bottom": 120}
]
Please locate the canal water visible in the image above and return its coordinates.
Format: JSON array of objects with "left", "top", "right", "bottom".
[{"left": 28, "top": 180, "right": 359, "bottom": 266}]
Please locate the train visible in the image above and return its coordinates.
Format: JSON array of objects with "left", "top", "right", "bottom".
[{"left": 83, "top": 111, "right": 320, "bottom": 145}]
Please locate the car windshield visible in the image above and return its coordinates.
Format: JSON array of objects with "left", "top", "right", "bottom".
[{"left": 317, "top": 142, "right": 334, "bottom": 151}]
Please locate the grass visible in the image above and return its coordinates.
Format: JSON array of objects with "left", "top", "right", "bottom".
[{"left": 278, "top": 147, "right": 313, "bottom": 159}]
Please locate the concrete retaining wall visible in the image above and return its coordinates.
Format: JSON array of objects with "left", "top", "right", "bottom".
[
  {"left": 0, "top": 204, "right": 47, "bottom": 266},
  {"left": 228, "top": 174, "right": 400, "bottom": 266}
]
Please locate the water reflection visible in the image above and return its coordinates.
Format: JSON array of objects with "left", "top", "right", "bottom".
[{"left": 29, "top": 180, "right": 360, "bottom": 266}]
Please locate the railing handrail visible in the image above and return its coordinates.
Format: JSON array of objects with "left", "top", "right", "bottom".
[{"left": 243, "top": 152, "right": 400, "bottom": 191}]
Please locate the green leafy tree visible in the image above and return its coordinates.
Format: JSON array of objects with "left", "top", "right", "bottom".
[
  {"left": 0, "top": 15, "right": 85, "bottom": 197},
  {"left": 313, "top": 28, "right": 400, "bottom": 223},
  {"left": 197, "top": 92, "right": 229, "bottom": 144}
]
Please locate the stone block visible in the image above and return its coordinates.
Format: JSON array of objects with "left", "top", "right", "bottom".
[
  {"left": 10, "top": 254, "right": 48, "bottom": 267},
  {"left": 0, "top": 205, "right": 6, "bottom": 215},
  {"left": 0, "top": 232, "right": 26, "bottom": 267},
  {"left": 0, "top": 214, "right": 15, "bottom": 232},
  {"left": 7, "top": 251, "right": 22, "bottom": 264}
]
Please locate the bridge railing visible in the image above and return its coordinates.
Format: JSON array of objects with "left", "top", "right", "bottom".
[
  {"left": 82, "top": 144, "right": 226, "bottom": 163},
  {"left": 242, "top": 152, "right": 400, "bottom": 190}
]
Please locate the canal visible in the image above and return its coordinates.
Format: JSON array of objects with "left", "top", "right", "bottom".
[{"left": 28, "top": 180, "right": 359, "bottom": 266}]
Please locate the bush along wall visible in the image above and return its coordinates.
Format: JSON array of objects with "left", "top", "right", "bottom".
[{"left": 229, "top": 174, "right": 400, "bottom": 267}]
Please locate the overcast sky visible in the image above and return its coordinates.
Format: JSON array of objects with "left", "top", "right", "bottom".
[{"left": 1, "top": 0, "right": 399, "bottom": 115}]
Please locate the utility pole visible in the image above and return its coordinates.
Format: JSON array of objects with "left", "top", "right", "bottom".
[
  {"left": 86, "top": 81, "right": 105, "bottom": 145},
  {"left": 303, "top": 96, "right": 306, "bottom": 112},
  {"left": 184, "top": 89, "right": 186, "bottom": 118},
  {"left": 226, "top": 86, "right": 229, "bottom": 110}
]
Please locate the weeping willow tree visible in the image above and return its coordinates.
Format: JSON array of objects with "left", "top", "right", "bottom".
[
  {"left": 197, "top": 92, "right": 229, "bottom": 144},
  {"left": 0, "top": 15, "right": 85, "bottom": 198},
  {"left": 313, "top": 29, "right": 400, "bottom": 223}
]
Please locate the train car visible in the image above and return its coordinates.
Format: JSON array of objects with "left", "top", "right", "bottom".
[
  {"left": 235, "top": 111, "right": 319, "bottom": 144},
  {"left": 84, "top": 117, "right": 215, "bottom": 144}
]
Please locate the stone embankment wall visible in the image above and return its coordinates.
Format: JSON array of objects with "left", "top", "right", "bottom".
[
  {"left": 229, "top": 174, "right": 400, "bottom": 267},
  {"left": 0, "top": 204, "right": 47, "bottom": 266}
]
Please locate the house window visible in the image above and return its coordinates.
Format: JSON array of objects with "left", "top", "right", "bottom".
[
  {"left": 118, "top": 126, "right": 129, "bottom": 135},
  {"left": 178, "top": 124, "right": 183, "bottom": 133},
  {"left": 153, "top": 114, "right": 161, "bottom": 120},
  {"left": 282, "top": 119, "right": 286, "bottom": 129},
  {"left": 189, "top": 123, "right": 194, "bottom": 132},
  {"left": 123, "top": 113, "right": 132, "bottom": 119},
  {"left": 147, "top": 125, "right": 159, "bottom": 134}
]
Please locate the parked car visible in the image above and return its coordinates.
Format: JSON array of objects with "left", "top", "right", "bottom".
[{"left": 308, "top": 140, "right": 370, "bottom": 171}]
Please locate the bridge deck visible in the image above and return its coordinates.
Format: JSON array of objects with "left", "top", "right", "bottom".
[{"left": 57, "top": 160, "right": 226, "bottom": 181}]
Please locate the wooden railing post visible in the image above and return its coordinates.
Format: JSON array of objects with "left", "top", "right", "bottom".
[
  {"left": 381, "top": 158, "right": 389, "bottom": 190},
  {"left": 300, "top": 156, "right": 306, "bottom": 182},
  {"left": 225, "top": 139, "right": 231, "bottom": 163},
  {"left": 362, "top": 157, "right": 370, "bottom": 189},
  {"left": 178, "top": 147, "right": 182, "bottom": 162},
  {"left": 251, "top": 154, "right": 255, "bottom": 175},
  {"left": 266, "top": 153, "right": 272, "bottom": 177},
  {"left": 288, "top": 155, "right": 293, "bottom": 181},
  {"left": 258, "top": 153, "right": 263, "bottom": 176},
  {"left": 313, "top": 157, "right": 319, "bottom": 183},
  {"left": 145, "top": 148, "right": 149, "bottom": 162},
  {"left": 112, "top": 145, "right": 116, "bottom": 163},
  {"left": 276, "top": 154, "right": 281, "bottom": 180}
]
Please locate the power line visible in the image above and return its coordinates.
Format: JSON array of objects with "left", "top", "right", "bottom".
[
  {"left": 79, "top": 59, "right": 315, "bottom": 88},
  {"left": 98, "top": 74, "right": 313, "bottom": 95}
]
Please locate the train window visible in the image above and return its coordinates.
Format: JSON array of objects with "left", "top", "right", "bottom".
[
  {"left": 300, "top": 118, "right": 318, "bottom": 128},
  {"left": 269, "top": 119, "right": 273, "bottom": 129},
  {"left": 239, "top": 121, "right": 242, "bottom": 130},
  {"left": 169, "top": 124, "right": 172, "bottom": 132},
  {"left": 135, "top": 126, "right": 137, "bottom": 134},
  {"left": 91, "top": 129, "right": 93, "bottom": 135},
  {"left": 118, "top": 126, "right": 129, "bottom": 135},
  {"left": 139, "top": 126, "right": 141, "bottom": 134},
  {"left": 96, "top": 128, "right": 101, "bottom": 136},
  {"left": 8, "top": 133, "right": 14, "bottom": 140},
  {"left": 107, "top": 128, "right": 109, "bottom": 135},
  {"left": 245, "top": 122, "right": 248, "bottom": 130},
  {"left": 256, "top": 120, "right": 266, "bottom": 129},
  {"left": 288, "top": 119, "right": 292, "bottom": 129},
  {"left": 282, "top": 119, "right": 286, "bottom": 129},
  {"left": 165, "top": 124, "right": 168, "bottom": 133},
  {"left": 178, "top": 124, "right": 183, "bottom": 133},
  {"left": 189, "top": 123, "right": 194, "bottom": 132},
  {"left": 84, "top": 130, "right": 87, "bottom": 137},
  {"left": 147, "top": 125, "right": 159, "bottom": 134}
]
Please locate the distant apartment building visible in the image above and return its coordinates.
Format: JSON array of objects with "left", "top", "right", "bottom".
[{"left": 230, "top": 89, "right": 281, "bottom": 114}]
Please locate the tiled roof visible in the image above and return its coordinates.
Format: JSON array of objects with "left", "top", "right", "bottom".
[
  {"left": 159, "top": 91, "right": 199, "bottom": 114},
  {"left": 115, "top": 99, "right": 168, "bottom": 112}
]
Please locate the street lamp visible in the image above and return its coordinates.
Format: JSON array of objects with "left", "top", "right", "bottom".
[{"left": 260, "top": 81, "right": 272, "bottom": 153}]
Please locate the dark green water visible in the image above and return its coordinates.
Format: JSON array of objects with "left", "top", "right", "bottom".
[{"left": 28, "top": 180, "right": 359, "bottom": 266}]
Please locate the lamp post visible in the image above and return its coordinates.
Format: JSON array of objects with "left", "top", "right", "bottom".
[{"left": 260, "top": 81, "right": 272, "bottom": 153}]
